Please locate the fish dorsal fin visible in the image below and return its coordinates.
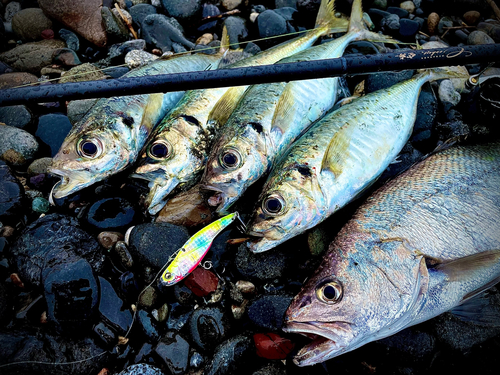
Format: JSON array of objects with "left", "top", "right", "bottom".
[
  {"left": 320, "top": 123, "right": 354, "bottom": 177},
  {"left": 271, "top": 83, "right": 296, "bottom": 137},
  {"left": 141, "top": 93, "right": 164, "bottom": 131},
  {"left": 315, "top": 0, "right": 348, "bottom": 32},
  {"left": 209, "top": 86, "right": 247, "bottom": 127}
]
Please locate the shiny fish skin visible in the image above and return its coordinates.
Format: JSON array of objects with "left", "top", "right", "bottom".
[
  {"left": 132, "top": 0, "right": 349, "bottom": 215},
  {"left": 49, "top": 51, "right": 226, "bottom": 200},
  {"left": 246, "top": 67, "right": 469, "bottom": 253},
  {"left": 283, "top": 142, "right": 500, "bottom": 366},
  {"left": 201, "top": 0, "right": 395, "bottom": 214}
]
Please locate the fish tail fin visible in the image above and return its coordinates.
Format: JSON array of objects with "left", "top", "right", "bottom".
[
  {"left": 414, "top": 66, "right": 470, "bottom": 83},
  {"left": 217, "top": 26, "right": 230, "bottom": 56},
  {"left": 347, "top": 0, "right": 398, "bottom": 45},
  {"left": 315, "top": 0, "right": 349, "bottom": 33}
]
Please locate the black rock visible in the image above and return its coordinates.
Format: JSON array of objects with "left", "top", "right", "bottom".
[
  {"left": 344, "top": 41, "right": 381, "bottom": 56},
  {"left": 380, "top": 14, "right": 400, "bottom": 33},
  {"left": 154, "top": 331, "right": 190, "bottom": 375},
  {"left": 375, "top": 328, "right": 436, "bottom": 364},
  {"left": 243, "top": 42, "right": 261, "bottom": 56},
  {"left": 247, "top": 294, "right": 294, "bottom": 330},
  {"left": 127, "top": 222, "right": 190, "bottom": 271},
  {"left": 198, "top": 3, "right": 220, "bottom": 32},
  {"left": 118, "top": 364, "right": 164, "bottom": 375},
  {"left": 188, "top": 306, "right": 230, "bottom": 351},
  {"left": 190, "top": 351, "right": 204, "bottom": 368},
  {"left": 35, "top": 113, "right": 72, "bottom": 157},
  {"left": 276, "top": 0, "right": 297, "bottom": 9},
  {"left": 257, "top": 10, "right": 287, "bottom": 39},
  {"left": 235, "top": 243, "right": 290, "bottom": 281},
  {"left": 129, "top": 4, "right": 158, "bottom": 29},
  {"left": 120, "top": 271, "right": 140, "bottom": 300},
  {"left": 399, "top": 18, "right": 420, "bottom": 39},
  {"left": 161, "top": 0, "right": 202, "bottom": 24},
  {"left": 58, "top": 28, "right": 80, "bottom": 51},
  {"left": 93, "top": 321, "right": 117, "bottom": 348},
  {"left": 98, "top": 277, "right": 133, "bottom": 334},
  {"left": 84, "top": 197, "right": 137, "bottom": 232},
  {"left": 0, "top": 161, "right": 26, "bottom": 225},
  {"left": 141, "top": 14, "right": 195, "bottom": 53},
  {"left": 0, "top": 282, "right": 10, "bottom": 322},
  {"left": 0, "top": 105, "right": 32, "bottom": 129},
  {"left": 134, "top": 342, "right": 155, "bottom": 364},
  {"left": 387, "top": 6, "right": 409, "bottom": 18},
  {"left": 9, "top": 214, "right": 103, "bottom": 288},
  {"left": 172, "top": 283, "right": 196, "bottom": 305},
  {"left": 412, "top": 83, "right": 438, "bottom": 145},
  {"left": 367, "top": 8, "right": 391, "bottom": 26},
  {"left": 410, "top": 129, "right": 434, "bottom": 152},
  {"left": 273, "top": 7, "right": 297, "bottom": 22},
  {"left": 223, "top": 16, "right": 248, "bottom": 50},
  {"left": 166, "top": 302, "right": 192, "bottom": 331},
  {"left": 364, "top": 70, "right": 414, "bottom": 94},
  {"left": 137, "top": 309, "right": 161, "bottom": 343},
  {"left": 205, "top": 334, "right": 255, "bottom": 375}
]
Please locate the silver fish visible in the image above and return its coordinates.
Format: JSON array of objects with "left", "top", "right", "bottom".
[
  {"left": 131, "top": 0, "right": 349, "bottom": 215},
  {"left": 246, "top": 67, "right": 469, "bottom": 253},
  {"left": 48, "top": 37, "right": 230, "bottom": 200},
  {"left": 283, "top": 142, "right": 500, "bottom": 366},
  {"left": 201, "top": 0, "right": 395, "bottom": 214}
]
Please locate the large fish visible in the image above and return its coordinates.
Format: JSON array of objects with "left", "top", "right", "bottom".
[
  {"left": 48, "top": 33, "right": 231, "bottom": 200},
  {"left": 283, "top": 142, "right": 500, "bottom": 366},
  {"left": 201, "top": 0, "right": 395, "bottom": 214},
  {"left": 131, "top": 0, "right": 349, "bottom": 215},
  {"left": 246, "top": 66, "right": 469, "bottom": 253}
]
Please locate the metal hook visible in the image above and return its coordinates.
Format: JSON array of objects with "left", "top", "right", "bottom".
[
  {"left": 234, "top": 212, "right": 247, "bottom": 233},
  {"left": 466, "top": 62, "right": 496, "bottom": 90},
  {"left": 202, "top": 260, "right": 213, "bottom": 270}
]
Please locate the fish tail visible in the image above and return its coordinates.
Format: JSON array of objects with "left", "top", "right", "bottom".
[
  {"left": 315, "top": 0, "right": 349, "bottom": 33},
  {"left": 348, "top": 0, "right": 398, "bottom": 45},
  {"left": 415, "top": 66, "right": 470, "bottom": 83},
  {"left": 217, "top": 26, "right": 230, "bottom": 56}
]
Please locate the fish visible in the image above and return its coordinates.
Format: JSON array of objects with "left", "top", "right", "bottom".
[
  {"left": 159, "top": 212, "right": 245, "bottom": 286},
  {"left": 246, "top": 66, "right": 470, "bottom": 253},
  {"left": 48, "top": 31, "right": 232, "bottom": 201},
  {"left": 201, "top": 0, "right": 395, "bottom": 214},
  {"left": 131, "top": 0, "right": 349, "bottom": 215},
  {"left": 283, "top": 142, "right": 500, "bottom": 366}
]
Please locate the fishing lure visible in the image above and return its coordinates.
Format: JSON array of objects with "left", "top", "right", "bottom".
[{"left": 160, "top": 212, "right": 246, "bottom": 286}]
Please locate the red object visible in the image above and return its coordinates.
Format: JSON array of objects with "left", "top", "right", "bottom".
[
  {"left": 41, "top": 29, "right": 55, "bottom": 39},
  {"left": 184, "top": 267, "right": 219, "bottom": 297},
  {"left": 254, "top": 333, "right": 295, "bottom": 360}
]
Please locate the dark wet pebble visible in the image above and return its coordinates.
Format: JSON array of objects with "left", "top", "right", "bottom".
[
  {"left": 138, "top": 309, "right": 162, "bottom": 343},
  {"left": 134, "top": 342, "right": 155, "bottom": 364},
  {"left": 83, "top": 197, "right": 137, "bottom": 232},
  {"left": 102, "top": 6, "right": 129, "bottom": 43},
  {"left": 35, "top": 113, "right": 72, "bottom": 157},
  {"left": 375, "top": 328, "right": 436, "bottom": 364},
  {"left": 224, "top": 16, "right": 248, "bottom": 50},
  {"left": 52, "top": 48, "right": 82, "bottom": 66},
  {"left": 235, "top": 243, "right": 290, "bottom": 281},
  {"left": 258, "top": 10, "right": 287, "bottom": 39},
  {"left": 190, "top": 351, "right": 204, "bottom": 368},
  {"left": 43, "top": 257, "right": 99, "bottom": 331},
  {"left": 399, "top": 18, "right": 420, "bottom": 39},
  {"left": 0, "top": 161, "right": 26, "bottom": 225},
  {"left": 142, "top": 14, "right": 195, "bottom": 53},
  {"left": 477, "top": 22, "right": 500, "bottom": 43},
  {"left": 0, "top": 125, "right": 39, "bottom": 166},
  {"left": 273, "top": 7, "right": 297, "bottom": 21},
  {"left": 118, "top": 363, "right": 165, "bottom": 375},
  {"left": 93, "top": 321, "right": 117, "bottom": 348},
  {"left": 276, "top": 0, "right": 297, "bottom": 9},
  {"left": 252, "top": 361, "right": 287, "bottom": 375},
  {"left": 205, "top": 334, "right": 255, "bottom": 375},
  {"left": 198, "top": 3, "right": 220, "bottom": 32},
  {"left": 120, "top": 271, "right": 140, "bottom": 299},
  {"left": 244, "top": 42, "right": 261, "bottom": 56},
  {"left": 364, "top": 70, "right": 415, "bottom": 94},
  {"left": 0, "top": 282, "right": 10, "bottom": 322},
  {"left": 166, "top": 302, "right": 193, "bottom": 331},
  {"left": 247, "top": 294, "right": 294, "bottom": 331},
  {"left": 154, "top": 331, "right": 190, "bottom": 375},
  {"left": 130, "top": 3, "right": 158, "bottom": 28},
  {"left": 161, "top": 0, "right": 202, "bottom": 24},
  {"left": 58, "top": 28, "right": 79, "bottom": 51},
  {"left": 127, "top": 222, "right": 190, "bottom": 271},
  {"left": 380, "top": 13, "right": 400, "bottom": 33},
  {"left": 387, "top": 6, "right": 409, "bottom": 18},
  {"left": 105, "top": 66, "right": 131, "bottom": 78},
  {"left": 411, "top": 83, "right": 438, "bottom": 150},
  {"left": 188, "top": 306, "right": 230, "bottom": 351},
  {"left": 9, "top": 214, "right": 103, "bottom": 287},
  {"left": 0, "top": 105, "right": 32, "bottom": 129},
  {"left": 467, "top": 30, "right": 495, "bottom": 45},
  {"left": 435, "top": 117, "right": 470, "bottom": 141},
  {"left": 32, "top": 196, "right": 50, "bottom": 213},
  {"left": 437, "top": 16, "right": 453, "bottom": 35},
  {"left": 98, "top": 276, "right": 133, "bottom": 334},
  {"left": 368, "top": 8, "right": 391, "bottom": 26},
  {"left": 109, "top": 39, "right": 146, "bottom": 60}
]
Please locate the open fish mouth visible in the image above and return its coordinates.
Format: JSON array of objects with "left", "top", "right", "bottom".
[
  {"left": 199, "top": 184, "right": 239, "bottom": 214},
  {"left": 145, "top": 179, "right": 178, "bottom": 215},
  {"left": 48, "top": 169, "right": 90, "bottom": 201}
]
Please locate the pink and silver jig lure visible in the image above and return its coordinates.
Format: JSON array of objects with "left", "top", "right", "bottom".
[{"left": 160, "top": 212, "right": 245, "bottom": 286}]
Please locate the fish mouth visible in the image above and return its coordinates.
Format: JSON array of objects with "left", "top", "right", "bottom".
[
  {"left": 246, "top": 225, "right": 287, "bottom": 253},
  {"left": 283, "top": 321, "right": 352, "bottom": 366},
  {"left": 48, "top": 168, "right": 91, "bottom": 200},
  {"left": 199, "top": 184, "right": 239, "bottom": 214},
  {"left": 145, "top": 179, "right": 178, "bottom": 215}
]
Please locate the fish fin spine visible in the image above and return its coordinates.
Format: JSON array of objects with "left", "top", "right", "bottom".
[{"left": 315, "top": 0, "right": 349, "bottom": 33}]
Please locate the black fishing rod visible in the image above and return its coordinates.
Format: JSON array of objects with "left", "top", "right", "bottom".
[{"left": 0, "top": 44, "right": 499, "bottom": 106}]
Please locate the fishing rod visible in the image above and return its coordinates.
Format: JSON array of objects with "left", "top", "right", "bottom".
[{"left": 0, "top": 44, "right": 499, "bottom": 106}]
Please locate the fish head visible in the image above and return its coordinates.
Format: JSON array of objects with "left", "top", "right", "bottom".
[
  {"left": 284, "top": 241, "right": 414, "bottom": 366},
  {"left": 202, "top": 134, "right": 267, "bottom": 214},
  {"left": 247, "top": 164, "right": 327, "bottom": 252},
  {"left": 132, "top": 122, "right": 204, "bottom": 215},
  {"left": 49, "top": 122, "right": 131, "bottom": 199}
]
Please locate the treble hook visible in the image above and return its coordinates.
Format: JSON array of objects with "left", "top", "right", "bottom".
[
  {"left": 465, "top": 62, "right": 496, "bottom": 90},
  {"left": 234, "top": 212, "right": 247, "bottom": 234}
]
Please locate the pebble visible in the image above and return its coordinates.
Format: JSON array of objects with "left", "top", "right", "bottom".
[
  {"left": 59, "top": 28, "right": 80, "bottom": 51},
  {"left": 138, "top": 309, "right": 161, "bottom": 342},
  {"left": 247, "top": 294, "right": 294, "bottom": 330},
  {"left": 154, "top": 331, "right": 190, "bottom": 375},
  {"left": 114, "top": 241, "right": 135, "bottom": 269},
  {"left": 142, "top": 14, "right": 195, "bottom": 53},
  {"left": 118, "top": 364, "right": 164, "bottom": 375},
  {"left": 0, "top": 125, "right": 39, "bottom": 166},
  {"left": 139, "top": 285, "right": 158, "bottom": 308},
  {"left": 224, "top": 16, "right": 248, "bottom": 50},
  {"left": 387, "top": 6, "right": 409, "bottom": 18},
  {"left": 222, "top": 0, "right": 242, "bottom": 11},
  {"left": 372, "top": 0, "right": 388, "bottom": 10},
  {"left": 67, "top": 98, "right": 99, "bottom": 124},
  {"left": 198, "top": 3, "right": 220, "bottom": 32},
  {"left": 125, "top": 49, "right": 159, "bottom": 68},
  {"left": 204, "top": 335, "right": 255, "bottom": 375},
  {"left": 0, "top": 105, "right": 32, "bottom": 129},
  {"left": 467, "top": 30, "right": 495, "bottom": 45},
  {"left": 365, "top": 70, "right": 414, "bottom": 94},
  {"left": 196, "top": 33, "right": 214, "bottom": 45},
  {"left": 102, "top": 6, "right": 130, "bottom": 43},
  {"left": 97, "top": 231, "right": 124, "bottom": 249},
  {"left": 477, "top": 22, "right": 500, "bottom": 43},
  {"left": 166, "top": 302, "right": 192, "bottom": 330},
  {"left": 400, "top": 1, "right": 416, "bottom": 14},
  {"left": 188, "top": 306, "right": 230, "bottom": 350},
  {"left": 152, "top": 303, "right": 169, "bottom": 322},
  {"left": 380, "top": 13, "right": 400, "bottom": 33},
  {"left": 463, "top": 10, "right": 480, "bottom": 26},
  {"left": 98, "top": 276, "right": 133, "bottom": 334},
  {"left": 236, "top": 280, "right": 256, "bottom": 295},
  {"left": 35, "top": 113, "right": 73, "bottom": 157},
  {"left": 184, "top": 267, "right": 219, "bottom": 297},
  {"left": 4, "top": 2, "right": 21, "bottom": 22},
  {"left": 399, "top": 18, "right": 420, "bottom": 38},
  {"left": 161, "top": 0, "right": 202, "bottom": 23},
  {"left": 130, "top": 3, "right": 158, "bottom": 28},
  {"left": 254, "top": 332, "right": 295, "bottom": 360},
  {"left": 0, "top": 161, "right": 26, "bottom": 225},
  {"left": 0, "top": 72, "right": 38, "bottom": 89},
  {"left": 32, "top": 197, "right": 50, "bottom": 213},
  {"left": 11, "top": 8, "right": 53, "bottom": 42},
  {"left": 190, "top": 351, "right": 204, "bottom": 368},
  {"left": 119, "top": 270, "right": 140, "bottom": 298},
  {"left": 437, "top": 16, "right": 453, "bottom": 35},
  {"left": 427, "top": 12, "right": 439, "bottom": 35},
  {"left": 235, "top": 243, "right": 290, "bottom": 281},
  {"left": 84, "top": 197, "right": 137, "bottom": 232},
  {"left": 257, "top": 10, "right": 288, "bottom": 38},
  {"left": 438, "top": 79, "right": 462, "bottom": 106}
]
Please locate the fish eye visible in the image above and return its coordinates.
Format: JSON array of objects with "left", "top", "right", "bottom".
[
  {"left": 315, "top": 280, "right": 343, "bottom": 304},
  {"left": 148, "top": 140, "right": 172, "bottom": 160},
  {"left": 162, "top": 271, "right": 173, "bottom": 282},
  {"left": 262, "top": 193, "right": 286, "bottom": 216},
  {"left": 77, "top": 138, "right": 103, "bottom": 159},
  {"left": 219, "top": 148, "right": 242, "bottom": 170}
]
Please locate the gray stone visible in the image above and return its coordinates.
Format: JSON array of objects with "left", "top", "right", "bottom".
[
  {"left": 467, "top": 30, "right": 495, "bottom": 45},
  {"left": 381, "top": 13, "right": 400, "bottom": 32},
  {"left": 438, "top": 79, "right": 461, "bottom": 106},
  {"left": 437, "top": 16, "right": 453, "bottom": 35},
  {"left": 4, "top": 1, "right": 21, "bottom": 22},
  {"left": 125, "top": 50, "right": 159, "bottom": 69},
  {"left": 12, "top": 8, "right": 53, "bottom": 42},
  {"left": 59, "top": 28, "right": 80, "bottom": 51},
  {"left": 141, "top": 14, "right": 195, "bottom": 53},
  {"left": 67, "top": 99, "right": 99, "bottom": 125},
  {"left": 161, "top": 0, "right": 202, "bottom": 23},
  {"left": 224, "top": 16, "right": 248, "bottom": 49},
  {"left": 27, "top": 157, "right": 53, "bottom": 176},
  {"left": 257, "top": 10, "right": 287, "bottom": 38},
  {"left": 102, "top": 6, "right": 129, "bottom": 43},
  {"left": 130, "top": 3, "right": 158, "bottom": 29},
  {"left": 372, "top": 0, "right": 388, "bottom": 10},
  {"left": 0, "top": 105, "right": 32, "bottom": 129},
  {"left": 0, "top": 125, "right": 38, "bottom": 166}
]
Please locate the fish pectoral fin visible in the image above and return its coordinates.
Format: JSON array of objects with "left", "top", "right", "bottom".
[
  {"left": 209, "top": 86, "right": 247, "bottom": 127},
  {"left": 320, "top": 125, "right": 352, "bottom": 176},
  {"left": 271, "top": 83, "right": 296, "bottom": 137},
  {"left": 141, "top": 93, "right": 164, "bottom": 131},
  {"left": 431, "top": 250, "right": 500, "bottom": 283},
  {"left": 450, "top": 288, "right": 500, "bottom": 326}
]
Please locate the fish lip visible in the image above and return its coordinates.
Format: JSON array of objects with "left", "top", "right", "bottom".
[
  {"left": 199, "top": 184, "right": 225, "bottom": 194},
  {"left": 247, "top": 230, "right": 265, "bottom": 238},
  {"left": 199, "top": 184, "right": 237, "bottom": 214},
  {"left": 145, "top": 179, "right": 177, "bottom": 215},
  {"left": 48, "top": 168, "right": 86, "bottom": 200}
]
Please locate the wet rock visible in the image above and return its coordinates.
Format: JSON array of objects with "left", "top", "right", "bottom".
[
  {"left": 254, "top": 332, "right": 295, "bottom": 360},
  {"left": 52, "top": 48, "right": 82, "bottom": 66},
  {"left": 247, "top": 294, "right": 293, "bottom": 330},
  {"left": 9, "top": 214, "right": 103, "bottom": 288},
  {"left": 38, "top": 0, "right": 108, "bottom": 47},
  {"left": 435, "top": 117, "right": 470, "bottom": 141},
  {"left": 98, "top": 231, "right": 124, "bottom": 250},
  {"left": 130, "top": 4, "right": 158, "bottom": 28},
  {"left": 32, "top": 197, "right": 50, "bottom": 213},
  {"left": 184, "top": 267, "right": 219, "bottom": 297},
  {"left": 0, "top": 72, "right": 38, "bottom": 89},
  {"left": 463, "top": 10, "right": 480, "bottom": 26},
  {"left": 188, "top": 306, "right": 230, "bottom": 351},
  {"left": 221, "top": 0, "right": 242, "bottom": 11},
  {"left": 4, "top": 1, "right": 21, "bottom": 22},
  {"left": 438, "top": 79, "right": 462, "bottom": 107},
  {"left": 413, "top": 82, "right": 438, "bottom": 135},
  {"left": 109, "top": 39, "right": 147, "bottom": 60},
  {"left": 224, "top": 16, "right": 248, "bottom": 50},
  {"left": 98, "top": 276, "right": 133, "bottom": 334},
  {"left": 128, "top": 223, "right": 190, "bottom": 271},
  {"left": 0, "top": 38, "right": 66, "bottom": 74},
  {"left": 142, "top": 14, "right": 195, "bottom": 53},
  {"left": 477, "top": 22, "right": 500, "bottom": 43},
  {"left": 437, "top": 16, "right": 453, "bottom": 35},
  {"left": 161, "top": 0, "right": 202, "bottom": 24},
  {"left": 139, "top": 286, "right": 158, "bottom": 308},
  {"left": 198, "top": 3, "right": 220, "bottom": 32},
  {"left": 387, "top": 6, "right": 409, "bottom": 18},
  {"left": 257, "top": 10, "right": 288, "bottom": 39},
  {"left": 84, "top": 197, "right": 137, "bottom": 232},
  {"left": 138, "top": 309, "right": 161, "bottom": 343},
  {"left": 0, "top": 105, "right": 32, "bottom": 130},
  {"left": 235, "top": 244, "right": 290, "bottom": 281},
  {"left": 102, "top": 6, "right": 129, "bottom": 43},
  {"left": 400, "top": 1, "right": 416, "bottom": 14},
  {"left": 375, "top": 328, "right": 436, "bottom": 364},
  {"left": 365, "top": 70, "right": 414, "bottom": 93},
  {"left": 59, "top": 28, "right": 80, "bottom": 51},
  {"left": 172, "top": 283, "right": 196, "bottom": 305},
  {"left": 118, "top": 364, "right": 164, "bottom": 375},
  {"left": 0, "top": 161, "right": 25, "bottom": 225},
  {"left": 252, "top": 362, "right": 287, "bottom": 375},
  {"left": 115, "top": 241, "right": 135, "bottom": 270},
  {"left": 380, "top": 13, "right": 400, "bottom": 34},
  {"left": 276, "top": 0, "right": 297, "bottom": 8},
  {"left": 12, "top": 8, "right": 52, "bottom": 42},
  {"left": 154, "top": 331, "right": 190, "bottom": 375},
  {"left": 368, "top": 8, "right": 390, "bottom": 26},
  {"left": 44, "top": 257, "right": 99, "bottom": 331},
  {"left": 125, "top": 49, "right": 159, "bottom": 68},
  {"left": 399, "top": 18, "right": 420, "bottom": 38},
  {"left": 153, "top": 303, "right": 169, "bottom": 322},
  {"left": 166, "top": 302, "right": 192, "bottom": 331},
  {"left": 94, "top": 321, "right": 117, "bottom": 347},
  {"left": 59, "top": 63, "right": 107, "bottom": 83},
  {"left": 0, "top": 125, "right": 38, "bottom": 166},
  {"left": 67, "top": 99, "right": 99, "bottom": 124},
  {"left": 105, "top": 66, "right": 131, "bottom": 78},
  {"left": 35, "top": 113, "right": 72, "bottom": 157},
  {"left": 205, "top": 334, "right": 255, "bottom": 375},
  {"left": 467, "top": 30, "right": 495, "bottom": 45}
]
